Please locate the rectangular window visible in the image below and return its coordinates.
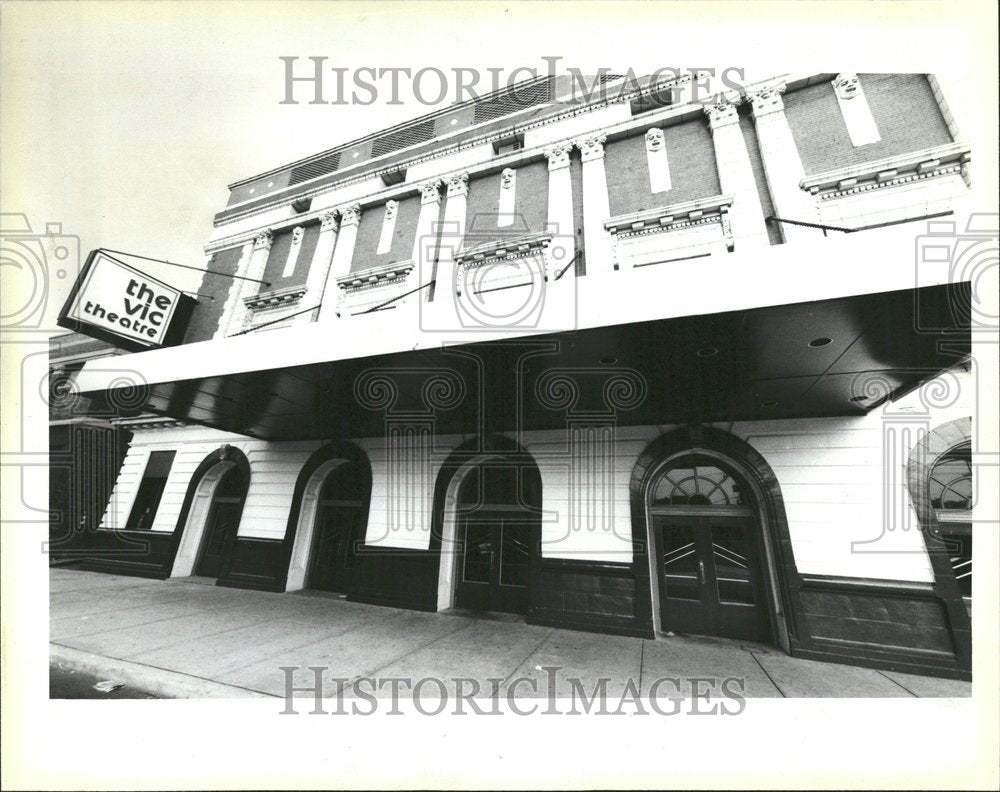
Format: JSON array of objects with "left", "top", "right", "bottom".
[{"left": 125, "top": 450, "right": 176, "bottom": 531}]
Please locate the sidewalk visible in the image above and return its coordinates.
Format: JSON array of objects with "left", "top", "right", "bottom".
[{"left": 49, "top": 568, "right": 971, "bottom": 700}]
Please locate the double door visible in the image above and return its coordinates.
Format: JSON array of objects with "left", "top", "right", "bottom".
[
  {"left": 194, "top": 499, "right": 242, "bottom": 578},
  {"left": 652, "top": 512, "right": 769, "bottom": 642},
  {"left": 309, "top": 500, "right": 365, "bottom": 594},
  {"left": 455, "top": 510, "right": 532, "bottom": 615}
]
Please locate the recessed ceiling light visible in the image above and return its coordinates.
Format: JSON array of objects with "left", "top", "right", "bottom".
[
  {"left": 696, "top": 346, "right": 718, "bottom": 358},
  {"left": 599, "top": 356, "right": 618, "bottom": 366},
  {"left": 808, "top": 337, "right": 832, "bottom": 348},
  {"left": 761, "top": 400, "right": 778, "bottom": 407}
]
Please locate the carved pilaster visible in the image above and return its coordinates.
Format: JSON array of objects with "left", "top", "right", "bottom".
[
  {"left": 320, "top": 211, "right": 339, "bottom": 232},
  {"left": 543, "top": 141, "right": 573, "bottom": 171},
  {"left": 747, "top": 82, "right": 787, "bottom": 119},
  {"left": 575, "top": 133, "right": 607, "bottom": 162},
  {"left": 704, "top": 99, "right": 740, "bottom": 130},
  {"left": 445, "top": 172, "right": 469, "bottom": 198},
  {"left": 419, "top": 179, "right": 443, "bottom": 205},
  {"left": 339, "top": 203, "right": 362, "bottom": 227},
  {"left": 252, "top": 230, "right": 273, "bottom": 251}
]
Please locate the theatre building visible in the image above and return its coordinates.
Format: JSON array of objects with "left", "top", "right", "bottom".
[{"left": 66, "top": 72, "right": 982, "bottom": 680}]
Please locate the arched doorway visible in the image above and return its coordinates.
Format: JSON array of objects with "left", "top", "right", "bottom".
[
  {"left": 306, "top": 461, "right": 369, "bottom": 593},
  {"left": 646, "top": 454, "right": 770, "bottom": 642},
  {"left": 169, "top": 446, "right": 251, "bottom": 579},
  {"left": 193, "top": 466, "right": 248, "bottom": 577},
  {"left": 433, "top": 437, "right": 542, "bottom": 616},
  {"left": 283, "top": 442, "right": 372, "bottom": 593},
  {"left": 905, "top": 417, "right": 973, "bottom": 672},
  {"left": 630, "top": 427, "right": 799, "bottom": 650}
]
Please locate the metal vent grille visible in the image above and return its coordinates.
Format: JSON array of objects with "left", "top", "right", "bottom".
[
  {"left": 288, "top": 151, "right": 342, "bottom": 186},
  {"left": 371, "top": 119, "right": 436, "bottom": 158},
  {"left": 473, "top": 80, "right": 554, "bottom": 124}
]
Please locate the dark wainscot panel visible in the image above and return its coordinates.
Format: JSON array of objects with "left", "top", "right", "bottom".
[
  {"left": 349, "top": 545, "right": 440, "bottom": 611},
  {"left": 218, "top": 537, "right": 288, "bottom": 592},
  {"left": 529, "top": 558, "right": 655, "bottom": 639},
  {"left": 792, "top": 575, "right": 971, "bottom": 680},
  {"left": 69, "top": 529, "right": 176, "bottom": 579}
]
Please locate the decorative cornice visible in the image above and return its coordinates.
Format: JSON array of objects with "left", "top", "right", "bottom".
[
  {"left": 243, "top": 284, "right": 308, "bottom": 310},
  {"left": 455, "top": 231, "right": 553, "bottom": 268},
  {"left": 112, "top": 416, "right": 188, "bottom": 431},
  {"left": 799, "top": 142, "right": 972, "bottom": 199},
  {"left": 336, "top": 260, "right": 415, "bottom": 291},
  {"left": 604, "top": 194, "right": 735, "bottom": 251}
]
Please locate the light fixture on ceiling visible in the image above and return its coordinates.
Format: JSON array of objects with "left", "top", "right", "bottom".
[
  {"left": 849, "top": 395, "right": 869, "bottom": 402},
  {"left": 760, "top": 400, "right": 778, "bottom": 407},
  {"left": 599, "top": 356, "right": 618, "bottom": 366},
  {"left": 696, "top": 346, "right": 719, "bottom": 358},
  {"left": 808, "top": 337, "right": 833, "bottom": 348}
]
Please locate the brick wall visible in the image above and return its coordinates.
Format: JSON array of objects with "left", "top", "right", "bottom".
[
  {"left": 605, "top": 121, "right": 721, "bottom": 216},
  {"left": 261, "top": 222, "right": 320, "bottom": 288},
  {"left": 784, "top": 74, "right": 953, "bottom": 175},
  {"left": 182, "top": 245, "right": 242, "bottom": 343},
  {"left": 349, "top": 193, "right": 422, "bottom": 273},
  {"left": 463, "top": 159, "right": 549, "bottom": 245}
]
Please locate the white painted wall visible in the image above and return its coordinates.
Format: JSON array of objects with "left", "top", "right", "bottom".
[{"left": 101, "top": 368, "right": 972, "bottom": 585}]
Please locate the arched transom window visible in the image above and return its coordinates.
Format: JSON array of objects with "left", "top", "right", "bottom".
[
  {"left": 930, "top": 443, "right": 972, "bottom": 607},
  {"left": 650, "top": 460, "right": 746, "bottom": 508}
]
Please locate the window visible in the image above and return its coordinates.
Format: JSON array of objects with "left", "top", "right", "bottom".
[
  {"left": 931, "top": 443, "right": 972, "bottom": 603},
  {"left": 650, "top": 459, "right": 745, "bottom": 507},
  {"left": 630, "top": 86, "right": 674, "bottom": 116},
  {"left": 492, "top": 133, "right": 524, "bottom": 156},
  {"left": 125, "top": 451, "right": 176, "bottom": 531}
]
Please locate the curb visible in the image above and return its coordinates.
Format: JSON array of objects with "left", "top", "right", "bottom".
[{"left": 50, "top": 644, "right": 277, "bottom": 699}]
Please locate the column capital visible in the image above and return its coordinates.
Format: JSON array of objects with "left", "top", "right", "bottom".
[
  {"left": 419, "top": 179, "right": 443, "bottom": 205},
  {"left": 445, "top": 172, "right": 469, "bottom": 198},
  {"left": 252, "top": 230, "right": 273, "bottom": 251},
  {"left": 575, "top": 133, "right": 607, "bottom": 162},
  {"left": 747, "top": 82, "right": 787, "bottom": 119},
  {"left": 320, "top": 210, "right": 339, "bottom": 232},
  {"left": 703, "top": 99, "right": 741, "bottom": 130},
  {"left": 543, "top": 141, "right": 573, "bottom": 170},
  {"left": 339, "top": 203, "right": 362, "bottom": 227}
]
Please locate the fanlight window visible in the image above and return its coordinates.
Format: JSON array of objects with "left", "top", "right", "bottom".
[
  {"left": 929, "top": 443, "right": 972, "bottom": 606},
  {"left": 651, "top": 461, "right": 744, "bottom": 507},
  {"left": 929, "top": 445, "right": 972, "bottom": 511}
]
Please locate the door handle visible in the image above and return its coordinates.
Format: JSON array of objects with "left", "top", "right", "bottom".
[{"left": 698, "top": 559, "right": 706, "bottom": 586}]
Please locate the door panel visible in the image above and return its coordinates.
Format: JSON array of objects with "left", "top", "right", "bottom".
[
  {"left": 195, "top": 500, "right": 241, "bottom": 578},
  {"left": 653, "top": 513, "right": 768, "bottom": 642},
  {"left": 309, "top": 503, "right": 363, "bottom": 594},
  {"left": 455, "top": 512, "right": 531, "bottom": 615}
]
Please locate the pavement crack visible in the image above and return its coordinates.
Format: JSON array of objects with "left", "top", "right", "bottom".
[
  {"left": 491, "top": 628, "right": 555, "bottom": 701},
  {"left": 747, "top": 649, "right": 786, "bottom": 698},
  {"left": 876, "top": 669, "right": 918, "bottom": 697}
]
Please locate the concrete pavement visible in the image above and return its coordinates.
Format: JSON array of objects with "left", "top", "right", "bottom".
[{"left": 49, "top": 568, "right": 972, "bottom": 700}]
